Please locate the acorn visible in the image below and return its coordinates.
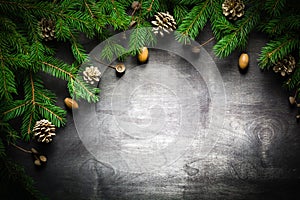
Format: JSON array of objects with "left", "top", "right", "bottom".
[
  {"left": 238, "top": 53, "right": 249, "bottom": 70},
  {"left": 64, "top": 97, "right": 79, "bottom": 109},
  {"left": 138, "top": 47, "right": 149, "bottom": 63},
  {"left": 34, "top": 159, "right": 41, "bottom": 166},
  {"left": 39, "top": 155, "right": 47, "bottom": 163},
  {"left": 115, "top": 63, "right": 126, "bottom": 77},
  {"left": 191, "top": 45, "right": 201, "bottom": 54},
  {"left": 30, "top": 147, "right": 38, "bottom": 154},
  {"left": 289, "top": 96, "right": 296, "bottom": 105}
]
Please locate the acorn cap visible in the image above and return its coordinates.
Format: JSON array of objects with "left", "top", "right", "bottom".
[{"left": 115, "top": 63, "right": 126, "bottom": 73}]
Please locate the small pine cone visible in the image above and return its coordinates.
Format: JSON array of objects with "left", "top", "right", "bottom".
[
  {"left": 83, "top": 66, "right": 101, "bottom": 85},
  {"left": 222, "top": 0, "right": 245, "bottom": 20},
  {"left": 273, "top": 55, "right": 296, "bottom": 77},
  {"left": 33, "top": 119, "right": 56, "bottom": 143},
  {"left": 151, "top": 12, "right": 176, "bottom": 36},
  {"left": 39, "top": 18, "right": 56, "bottom": 41}
]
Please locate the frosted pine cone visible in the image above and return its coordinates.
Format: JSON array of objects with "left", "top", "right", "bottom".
[
  {"left": 33, "top": 119, "right": 56, "bottom": 143},
  {"left": 222, "top": 0, "right": 245, "bottom": 20},
  {"left": 151, "top": 12, "right": 176, "bottom": 36},
  {"left": 83, "top": 66, "right": 101, "bottom": 85}
]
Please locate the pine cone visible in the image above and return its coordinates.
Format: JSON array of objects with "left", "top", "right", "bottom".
[
  {"left": 273, "top": 55, "right": 296, "bottom": 76},
  {"left": 151, "top": 12, "right": 176, "bottom": 36},
  {"left": 222, "top": 0, "right": 245, "bottom": 20},
  {"left": 83, "top": 66, "right": 101, "bottom": 84},
  {"left": 33, "top": 119, "right": 56, "bottom": 143},
  {"left": 39, "top": 18, "right": 56, "bottom": 41}
]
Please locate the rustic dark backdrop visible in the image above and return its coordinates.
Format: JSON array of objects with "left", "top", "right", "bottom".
[{"left": 7, "top": 25, "right": 300, "bottom": 200}]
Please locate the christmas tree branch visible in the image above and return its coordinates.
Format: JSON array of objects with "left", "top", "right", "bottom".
[
  {"left": 177, "top": 0, "right": 210, "bottom": 40},
  {"left": 259, "top": 34, "right": 300, "bottom": 69},
  {"left": 213, "top": 5, "right": 261, "bottom": 58},
  {"left": 40, "top": 60, "right": 99, "bottom": 102}
]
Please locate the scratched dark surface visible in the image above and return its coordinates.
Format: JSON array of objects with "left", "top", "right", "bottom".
[{"left": 7, "top": 25, "right": 300, "bottom": 200}]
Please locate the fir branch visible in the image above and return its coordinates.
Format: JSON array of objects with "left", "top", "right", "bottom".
[
  {"left": 0, "top": 51, "right": 17, "bottom": 101},
  {"left": 129, "top": 27, "right": 149, "bottom": 55},
  {"left": 0, "top": 138, "right": 5, "bottom": 157},
  {"left": 258, "top": 34, "right": 300, "bottom": 69},
  {"left": 100, "top": 39, "right": 126, "bottom": 62},
  {"left": 141, "top": 0, "right": 161, "bottom": 17},
  {"left": 288, "top": 64, "right": 300, "bottom": 91},
  {"left": 40, "top": 59, "right": 99, "bottom": 102},
  {"left": 1, "top": 72, "right": 67, "bottom": 138},
  {"left": 35, "top": 103, "right": 65, "bottom": 127},
  {"left": 173, "top": 4, "right": 189, "bottom": 25},
  {"left": 2, "top": 100, "right": 30, "bottom": 121},
  {"left": 0, "top": 157, "right": 47, "bottom": 200},
  {"left": 264, "top": 0, "right": 286, "bottom": 17},
  {"left": 210, "top": 0, "right": 235, "bottom": 40},
  {"left": 70, "top": 32, "right": 88, "bottom": 63},
  {"left": 261, "top": 14, "right": 300, "bottom": 36},
  {"left": 213, "top": 5, "right": 261, "bottom": 58},
  {"left": 177, "top": 0, "right": 210, "bottom": 40},
  {"left": 0, "top": 121, "right": 19, "bottom": 143},
  {"left": 128, "top": 25, "right": 156, "bottom": 56}
]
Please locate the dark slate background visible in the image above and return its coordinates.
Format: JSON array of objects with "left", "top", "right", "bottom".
[{"left": 6, "top": 25, "right": 300, "bottom": 200}]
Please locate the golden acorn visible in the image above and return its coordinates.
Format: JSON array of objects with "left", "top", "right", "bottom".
[
  {"left": 138, "top": 47, "right": 149, "bottom": 63},
  {"left": 39, "top": 155, "right": 47, "bottom": 163},
  {"left": 289, "top": 96, "right": 296, "bottom": 105},
  {"left": 34, "top": 159, "right": 41, "bottom": 166},
  {"left": 64, "top": 97, "right": 79, "bottom": 109},
  {"left": 238, "top": 53, "right": 249, "bottom": 70}
]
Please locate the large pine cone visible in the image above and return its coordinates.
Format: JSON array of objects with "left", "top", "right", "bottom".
[
  {"left": 222, "top": 0, "right": 245, "bottom": 20},
  {"left": 151, "top": 12, "right": 176, "bottom": 36},
  {"left": 39, "top": 18, "right": 56, "bottom": 41},
  {"left": 273, "top": 55, "right": 296, "bottom": 76},
  {"left": 33, "top": 119, "right": 56, "bottom": 143}
]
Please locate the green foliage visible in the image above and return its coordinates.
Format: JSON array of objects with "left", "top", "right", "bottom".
[
  {"left": 177, "top": 0, "right": 210, "bottom": 41},
  {"left": 213, "top": 2, "right": 261, "bottom": 58},
  {"left": 258, "top": 34, "right": 300, "bottom": 69},
  {"left": 264, "top": 0, "right": 286, "bottom": 17},
  {"left": 176, "top": 0, "right": 300, "bottom": 94},
  {"left": 1, "top": 0, "right": 300, "bottom": 198},
  {"left": 0, "top": 157, "right": 46, "bottom": 200},
  {"left": 260, "top": 14, "right": 300, "bottom": 36}
]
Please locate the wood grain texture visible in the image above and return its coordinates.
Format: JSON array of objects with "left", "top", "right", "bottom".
[{"left": 6, "top": 25, "right": 300, "bottom": 200}]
